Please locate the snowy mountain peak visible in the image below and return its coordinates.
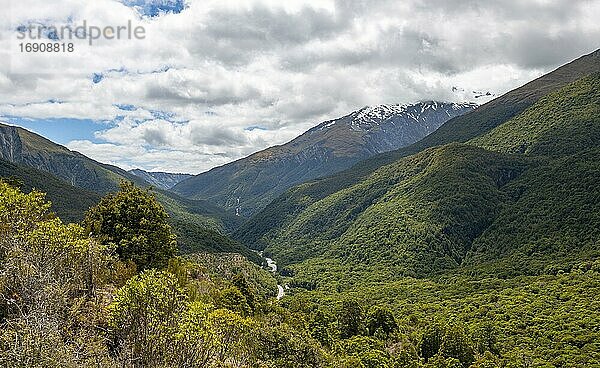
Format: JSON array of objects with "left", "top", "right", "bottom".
[
  {"left": 314, "top": 101, "right": 477, "bottom": 133},
  {"left": 348, "top": 101, "right": 477, "bottom": 130},
  {"left": 354, "top": 104, "right": 410, "bottom": 122}
]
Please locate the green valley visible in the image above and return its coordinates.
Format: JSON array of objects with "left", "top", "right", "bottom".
[{"left": 1, "top": 45, "right": 600, "bottom": 367}]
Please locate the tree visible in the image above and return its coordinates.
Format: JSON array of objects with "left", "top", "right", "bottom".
[
  {"left": 440, "top": 321, "right": 475, "bottom": 368},
  {"left": 309, "top": 309, "right": 334, "bottom": 347},
  {"left": 108, "top": 269, "right": 186, "bottom": 366},
  {"left": 232, "top": 274, "right": 257, "bottom": 312},
  {"left": 84, "top": 181, "right": 176, "bottom": 270},
  {"left": 473, "top": 321, "right": 499, "bottom": 355},
  {"left": 219, "top": 286, "right": 251, "bottom": 316},
  {"left": 419, "top": 323, "right": 443, "bottom": 361},
  {"left": 470, "top": 351, "right": 502, "bottom": 368},
  {"left": 338, "top": 299, "right": 365, "bottom": 339},
  {"left": 366, "top": 306, "right": 398, "bottom": 337}
]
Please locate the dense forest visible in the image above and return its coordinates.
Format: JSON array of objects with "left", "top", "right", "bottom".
[{"left": 1, "top": 177, "right": 599, "bottom": 367}]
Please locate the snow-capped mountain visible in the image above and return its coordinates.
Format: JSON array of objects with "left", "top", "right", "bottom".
[
  {"left": 173, "top": 101, "right": 477, "bottom": 215},
  {"left": 310, "top": 101, "right": 478, "bottom": 155}
]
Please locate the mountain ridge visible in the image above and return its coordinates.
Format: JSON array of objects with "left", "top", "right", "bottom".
[
  {"left": 0, "top": 123, "right": 253, "bottom": 258},
  {"left": 129, "top": 169, "right": 193, "bottom": 190},
  {"left": 235, "top": 48, "right": 600, "bottom": 249},
  {"left": 173, "top": 101, "right": 477, "bottom": 215}
]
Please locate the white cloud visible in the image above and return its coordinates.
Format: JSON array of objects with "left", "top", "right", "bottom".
[{"left": 1, "top": 0, "right": 599, "bottom": 173}]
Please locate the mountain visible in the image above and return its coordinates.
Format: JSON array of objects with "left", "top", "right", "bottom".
[
  {"left": 236, "top": 53, "right": 600, "bottom": 282},
  {"left": 0, "top": 123, "right": 253, "bottom": 259},
  {"left": 129, "top": 169, "right": 192, "bottom": 190},
  {"left": 0, "top": 123, "right": 145, "bottom": 194},
  {"left": 236, "top": 49, "right": 600, "bottom": 249},
  {"left": 0, "top": 158, "right": 100, "bottom": 223},
  {"left": 173, "top": 101, "right": 477, "bottom": 215}
]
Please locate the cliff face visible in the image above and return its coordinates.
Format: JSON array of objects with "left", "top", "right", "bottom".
[{"left": 0, "top": 125, "right": 23, "bottom": 163}]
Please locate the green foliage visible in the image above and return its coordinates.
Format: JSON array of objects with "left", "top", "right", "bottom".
[
  {"left": 338, "top": 299, "right": 366, "bottom": 339},
  {"left": 284, "top": 267, "right": 600, "bottom": 367},
  {"left": 309, "top": 309, "right": 334, "bottom": 347},
  {"left": 263, "top": 144, "right": 528, "bottom": 277},
  {"left": 185, "top": 252, "right": 278, "bottom": 299},
  {"left": 0, "top": 180, "right": 116, "bottom": 367},
  {"left": 439, "top": 321, "right": 475, "bottom": 367},
  {"left": 419, "top": 323, "right": 443, "bottom": 361},
  {"left": 84, "top": 181, "right": 177, "bottom": 270},
  {"left": 0, "top": 158, "right": 100, "bottom": 223},
  {"left": 108, "top": 269, "right": 187, "bottom": 365},
  {"left": 472, "top": 73, "right": 600, "bottom": 156},
  {"left": 366, "top": 306, "right": 398, "bottom": 338},
  {"left": 219, "top": 286, "right": 252, "bottom": 315}
]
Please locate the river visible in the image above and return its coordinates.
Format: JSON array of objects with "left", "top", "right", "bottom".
[{"left": 262, "top": 253, "right": 285, "bottom": 299}]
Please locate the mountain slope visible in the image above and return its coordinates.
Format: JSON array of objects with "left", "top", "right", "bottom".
[
  {"left": 242, "top": 67, "right": 600, "bottom": 283},
  {"left": 462, "top": 72, "right": 600, "bottom": 275},
  {"left": 129, "top": 169, "right": 192, "bottom": 190},
  {"left": 173, "top": 101, "right": 476, "bottom": 215},
  {"left": 0, "top": 123, "right": 252, "bottom": 258},
  {"left": 236, "top": 48, "right": 600, "bottom": 249},
  {"left": 0, "top": 123, "right": 145, "bottom": 194},
  {"left": 0, "top": 158, "right": 100, "bottom": 223},
  {"left": 263, "top": 144, "right": 528, "bottom": 277}
]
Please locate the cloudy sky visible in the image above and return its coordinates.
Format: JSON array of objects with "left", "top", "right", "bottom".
[{"left": 0, "top": 0, "right": 598, "bottom": 174}]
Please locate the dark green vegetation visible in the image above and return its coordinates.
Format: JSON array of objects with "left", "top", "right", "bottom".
[
  {"left": 236, "top": 49, "right": 600, "bottom": 249},
  {"left": 84, "top": 181, "right": 177, "bottom": 270},
  {"left": 285, "top": 267, "right": 600, "bottom": 367},
  {"left": 261, "top": 144, "right": 529, "bottom": 276},
  {"left": 173, "top": 102, "right": 476, "bottom": 216},
  {"left": 0, "top": 158, "right": 100, "bottom": 222},
  {"left": 153, "top": 190, "right": 258, "bottom": 261}
]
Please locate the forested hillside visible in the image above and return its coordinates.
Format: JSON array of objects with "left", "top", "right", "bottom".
[
  {"left": 250, "top": 73, "right": 600, "bottom": 281},
  {"left": 235, "top": 49, "right": 600, "bottom": 249},
  {"left": 0, "top": 158, "right": 100, "bottom": 222}
]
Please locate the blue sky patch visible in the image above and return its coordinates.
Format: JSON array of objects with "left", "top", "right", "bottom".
[
  {"left": 120, "top": 0, "right": 187, "bottom": 18},
  {"left": 92, "top": 73, "right": 104, "bottom": 84},
  {"left": 2, "top": 117, "right": 106, "bottom": 145},
  {"left": 114, "top": 104, "right": 138, "bottom": 111},
  {"left": 245, "top": 126, "right": 267, "bottom": 131}
]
